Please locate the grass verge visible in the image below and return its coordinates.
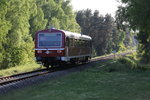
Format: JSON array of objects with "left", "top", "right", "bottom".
[
  {"left": 0, "top": 50, "right": 135, "bottom": 77},
  {"left": 0, "top": 60, "right": 150, "bottom": 100},
  {"left": 0, "top": 62, "right": 42, "bottom": 77}
]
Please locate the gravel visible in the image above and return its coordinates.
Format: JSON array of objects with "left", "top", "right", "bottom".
[{"left": 0, "top": 62, "right": 97, "bottom": 94}]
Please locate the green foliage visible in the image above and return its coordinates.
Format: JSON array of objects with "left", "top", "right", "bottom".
[
  {"left": 0, "top": 0, "right": 79, "bottom": 69},
  {"left": 0, "top": 0, "right": 36, "bottom": 69},
  {"left": 99, "top": 54, "right": 140, "bottom": 73},
  {"left": 1, "top": 60, "right": 150, "bottom": 100},
  {"left": 0, "top": 62, "right": 41, "bottom": 77},
  {"left": 116, "top": 0, "right": 150, "bottom": 63},
  {"left": 118, "top": 57, "right": 137, "bottom": 69},
  {"left": 102, "top": 61, "right": 132, "bottom": 72},
  {"left": 39, "top": 0, "right": 80, "bottom": 32},
  {"left": 0, "top": 0, "right": 12, "bottom": 68},
  {"left": 76, "top": 9, "right": 126, "bottom": 56},
  {"left": 29, "top": 7, "right": 47, "bottom": 39},
  {"left": 112, "top": 29, "right": 126, "bottom": 51}
]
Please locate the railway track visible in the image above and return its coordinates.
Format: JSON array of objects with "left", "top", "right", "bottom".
[
  {"left": 0, "top": 69, "right": 51, "bottom": 86},
  {"left": 0, "top": 51, "right": 134, "bottom": 87},
  {"left": 0, "top": 65, "right": 79, "bottom": 87}
]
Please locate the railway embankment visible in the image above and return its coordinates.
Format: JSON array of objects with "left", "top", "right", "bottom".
[
  {"left": 0, "top": 58, "right": 150, "bottom": 100},
  {"left": 0, "top": 50, "right": 135, "bottom": 77}
]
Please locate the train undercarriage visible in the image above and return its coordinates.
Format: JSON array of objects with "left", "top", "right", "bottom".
[{"left": 36, "top": 56, "right": 90, "bottom": 69}]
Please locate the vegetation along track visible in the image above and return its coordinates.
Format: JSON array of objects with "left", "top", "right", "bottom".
[
  {"left": 0, "top": 51, "right": 134, "bottom": 87},
  {"left": 0, "top": 69, "right": 50, "bottom": 86}
]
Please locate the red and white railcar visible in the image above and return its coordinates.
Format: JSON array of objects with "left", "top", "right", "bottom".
[{"left": 35, "top": 28, "right": 92, "bottom": 68}]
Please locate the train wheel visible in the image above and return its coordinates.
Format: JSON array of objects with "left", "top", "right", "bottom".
[
  {"left": 50, "top": 64, "right": 54, "bottom": 68},
  {"left": 82, "top": 57, "right": 89, "bottom": 64},
  {"left": 85, "top": 57, "right": 89, "bottom": 62},
  {"left": 43, "top": 62, "right": 50, "bottom": 69}
]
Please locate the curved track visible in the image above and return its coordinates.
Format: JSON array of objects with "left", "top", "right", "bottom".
[
  {"left": 0, "top": 51, "right": 134, "bottom": 87},
  {"left": 0, "top": 69, "right": 50, "bottom": 86}
]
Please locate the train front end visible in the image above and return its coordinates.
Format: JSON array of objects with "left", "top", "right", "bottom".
[{"left": 35, "top": 29, "right": 65, "bottom": 68}]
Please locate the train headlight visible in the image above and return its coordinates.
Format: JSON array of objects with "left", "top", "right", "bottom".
[
  {"left": 37, "top": 50, "right": 42, "bottom": 53},
  {"left": 45, "top": 50, "right": 50, "bottom": 54},
  {"left": 57, "top": 50, "right": 62, "bottom": 53}
]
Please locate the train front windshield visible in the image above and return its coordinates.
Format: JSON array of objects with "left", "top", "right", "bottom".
[{"left": 38, "top": 32, "right": 62, "bottom": 47}]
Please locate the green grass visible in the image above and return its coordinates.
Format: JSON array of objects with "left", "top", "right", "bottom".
[
  {"left": 0, "top": 60, "right": 150, "bottom": 100},
  {"left": 0, "top": 50, "right": 135, "bottom": 77},
  {"left": 0, "top": 62, "right": 42, "bottom": 77},
  {"left": 92, "top": 50, "right": 136, "bottom": 60}
]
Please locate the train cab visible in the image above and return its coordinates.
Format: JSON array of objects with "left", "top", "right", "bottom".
[{"left": 35, "top": 28, "right": 92, "bottom": 68}]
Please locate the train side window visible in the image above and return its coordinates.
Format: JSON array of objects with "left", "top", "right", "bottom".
[
  {"left": 80, "top": 40, "right": 83, "bottom": 47},
  {"left": 80, "top": 40, "right": 82, "bottom": 47},
  {"left": 74, "top": 39, "right": 77, "bottom": 47},
  {"left": 69, "top": 38, "right": 74, "bottom": 47},
  {"left": 73, "top": 38, "right": 75, "bottom": 47},
  {"left": 85, "top": 41, "right": 87, "bottom": 47},
  {"left": 82, "top": 40, "right": 85, "bottom": 47},
  {"left": 86, "top": 41, "right": 89, "bottom": 47},
  {"left": 69, "top": 38, "right": 71, "bottom": 47},
  {"left": 78, "top": 39, "right": 81, "bottom": 47},
  {"left": 83, "top": 40, "right": 86, "bottom": 47},
  {"left": 78, "top": 39, "right": 80, "bottom": 47},
  {"left": 90, "top": 41, "right": 92, "bottom": 47},
  {"left": 66, "top": 37, "right": 69, "bottom": 46},
  {"left": 88, "top": 41, "right": 90, "bottom": 47}
]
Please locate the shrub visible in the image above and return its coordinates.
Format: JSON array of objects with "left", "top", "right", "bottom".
[
  {"left": 118, "top": 57, "right": 137, "bottom": 69},
  {"left": 100, "top": 60, "right": 133, "bottom": 72}
]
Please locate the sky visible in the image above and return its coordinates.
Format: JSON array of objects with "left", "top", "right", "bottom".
[{"left": 71, "top": 0, "right": 120, "bottom": 17}]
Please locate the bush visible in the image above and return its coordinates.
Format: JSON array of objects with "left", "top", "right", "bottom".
[
  {"left": 99, "top": 60, "right": 133, "bottom": 72},
  {"left": 137, "top": 63, "right": 150, "bottom": 71},
  {"left": 100, "top": 57, "right": 138, "bottom": 73},
  {"left": 118, "top": 57, "right": 137, "bottom": 69}
]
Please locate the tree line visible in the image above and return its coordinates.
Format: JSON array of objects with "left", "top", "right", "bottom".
[
  {"left": 76, "top": 9, "right": 135, "bottom": 56},
  {"left": 0, "top": 0, "right": 137, "bottom": 69},
  {"left": 116, "top": 0, "right": 150, "bottom": 64},
  {"left": 0, "top": 0, "right": 79, "bottom": 69}
]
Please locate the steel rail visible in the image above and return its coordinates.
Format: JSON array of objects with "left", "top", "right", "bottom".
[
  {"left": 0, "top": 51, "right": 135, "bottom": 86},
  {"left": 0, "top": 69, "right": 51, "bottom": 86}
]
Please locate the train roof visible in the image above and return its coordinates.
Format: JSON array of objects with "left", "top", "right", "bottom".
[
  {"left": 37, "top": 28, "right": 92, "bottom": 41},
  {"left": 61, "top": 30, "right": 92, "bottom": 41}
]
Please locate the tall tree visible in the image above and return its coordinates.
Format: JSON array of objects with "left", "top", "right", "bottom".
[
  {"left": 0, "top": 0, "right": 38, "bottom": 69},
  {"left": 116, "top": 0, "right": 150, "bottom": 63},
  {"left": 76, "top": 9, "right": 92, "bottom": 35},
  {"left": 0, "top": 0, "right": 12, "bottom": 68},
  {"left": 29, "top": 2, "right": 47, "bottom": 38},
  {"left": 76, "top": 9, "right": 121, "bottom": 56},
  {"left": 38, "top": 0, "right": 80, "bottom": 32},
  {"left": 0, "top": 0, "right": 80, "bottom": 69}
]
